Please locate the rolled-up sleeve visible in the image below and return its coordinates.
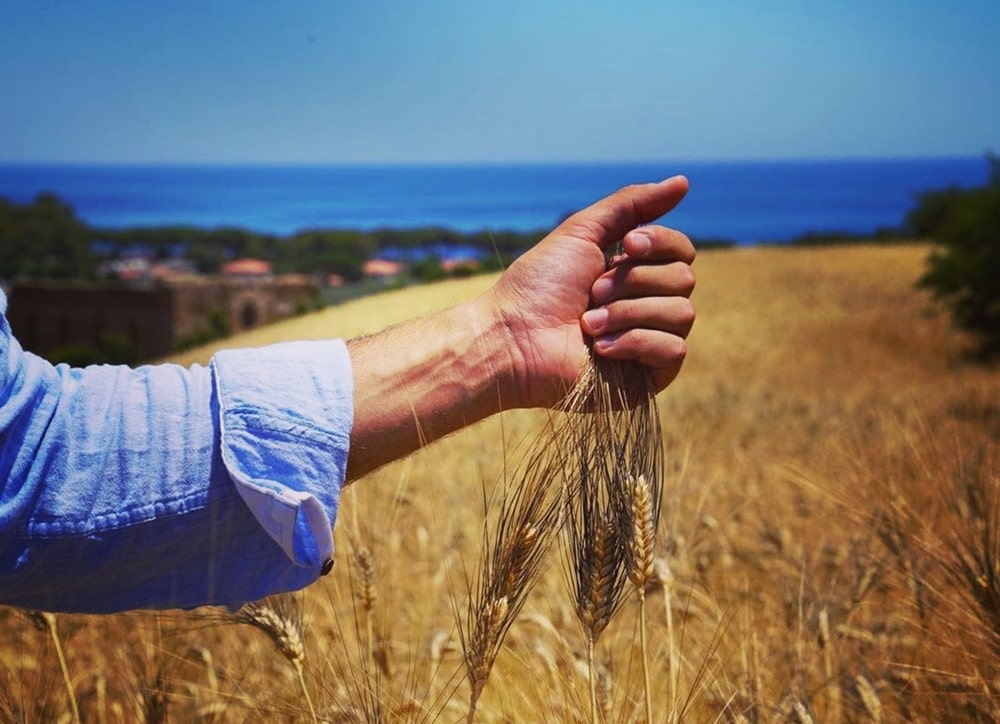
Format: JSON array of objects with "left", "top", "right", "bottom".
[
  {"left": 212, "top": 342, "right": 352, "bottom": 570},
  {"left": 0, "top": 290, "right": 353, "bottom": 613}
]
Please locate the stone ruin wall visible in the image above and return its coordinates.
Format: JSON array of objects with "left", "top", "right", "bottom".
[
  {"left": 168, "top": 275, "right": 317, "bottom": 340},
  {"left": 7, "top": 275, "right": 318, "bottom": 362}
]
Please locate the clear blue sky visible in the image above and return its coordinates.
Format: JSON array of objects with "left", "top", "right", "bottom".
[{"left": 1, "top": 0, "right": 998, "bottom": 164}]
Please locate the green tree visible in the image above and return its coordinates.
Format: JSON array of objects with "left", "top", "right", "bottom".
[
  {"left": 276, "top": 230, "right": 374, "bottom": 282},
  {"left": 0, "top": 193, "right": 94, "bottom": 279},
  {"left": 909, "top": 154, "right": 1000, "bottom": 359},
  {"left": 411, "top": 254, "right": 445, "bottom": 283}
]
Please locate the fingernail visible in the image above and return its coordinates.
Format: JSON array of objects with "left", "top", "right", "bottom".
[
  {"left": 592, "top": 277, "right": 613, "bottom": 303},
  {"left": 582, "top": 307, "right": 608, "bottom": 334},
  {"left": 629, "top": 231, "right": 651, "bottom": 256},
  {"left": 593, "top": 333, "right": 620, "bottom": 353}
]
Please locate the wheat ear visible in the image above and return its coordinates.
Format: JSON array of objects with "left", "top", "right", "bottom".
[
  {"left": 353, "top": 544, "right": 378, "bottom": 667},
  {"left": 459, "top": 436, "right": 563, "bottom": 723},
  {"left": 233, "top": 593, "right": 317, "bottom": 724},
  {"left": 855, "top": 674, "right": 883, "bottom": 723},
  {"left": 625, "top": 474, "right": 657, "bottom": 723}
]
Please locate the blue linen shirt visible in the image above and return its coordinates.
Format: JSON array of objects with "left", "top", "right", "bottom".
[{"left": 0, "top": 290, "right": 352, "bottom": 613}]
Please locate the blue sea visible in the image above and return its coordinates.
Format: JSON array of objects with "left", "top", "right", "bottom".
[{"left": 0, "top": 158, "right": 989, "bottom": 245}]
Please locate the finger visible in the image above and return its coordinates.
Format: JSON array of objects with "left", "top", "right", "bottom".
[
  {"left": 592, "top": 329, "right": 688, "bottom": 389},
  {"left": 591, "top": 261, "right": 696, "bottom": 305},
  {"left": 562, "top": 175, "right": 690, "bottom": 252},
  {"left": 581, "top": 297, "right": 695, "bottom": 340},
  {"left": 622, "top": 226, "right": 696, "bottom": 265}
]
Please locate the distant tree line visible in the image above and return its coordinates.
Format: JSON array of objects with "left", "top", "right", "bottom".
[
  {"left": 0, "top": 192, "right": 749, "bottom": 289},
  {"left": 0, "top": 193, "right": 553, "bottom": 283},
  {"left": 781, "top": 227, "right": 907, "bottom": 247},
  {"left": 96, "top": 224, "right": 545, "bottom": 282},
  {"left": 0, "top": 192, "right": 750, "bottom": 288}
]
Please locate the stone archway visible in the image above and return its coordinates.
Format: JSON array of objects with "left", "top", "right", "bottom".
[
  {"left": 240, "top": 299, "right": 259, "bottom": 330},
  {"left": 229, "top": 291, "right": 266, "bottom": 332}
]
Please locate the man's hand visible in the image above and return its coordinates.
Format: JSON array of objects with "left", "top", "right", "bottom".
[
  {"left": 488, "top": 175, "right": 695, "bottom": 408},
  {"left": 347, "top": 176, "right": 694, "bottom": 480}
]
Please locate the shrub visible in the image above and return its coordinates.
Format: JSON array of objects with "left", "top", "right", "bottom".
[{"left": 909, "top": 154, "right": 1000, "bottom": 360}]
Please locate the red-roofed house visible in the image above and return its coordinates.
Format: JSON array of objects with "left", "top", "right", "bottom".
[
  {"left": 222, "top": 258, "right": 272, "bottom": 278},
  {"left": 363, "top": 258, "right": 404, "bottom": 281},
  {"left": 441, "top": 258, "right": 479, "bottom": 274}
]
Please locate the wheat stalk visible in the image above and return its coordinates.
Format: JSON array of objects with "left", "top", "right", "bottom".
[
  {"left": 561, "top": 383, "right": 626, "bottom": 724},
  {"left": 791, "top": 700, "right": 816, "bottom": 724},
  {"left": 655, "top": 557, "right": 681, "bottom": 721},
  {"left": 945, "top": 474, "right": 1000, "bottom": 655},
  {"left": 561, "top": 350, "right": 665, "bottom": 724},
  {"left": 23, "top": 610, "right": 80, "bottom": 724},
  {"left": 353, "top": 543, "right": 378, "bottom": 669},
  {"left": 233, "top": 593, "right": 317, "bottom": 724},
  {"left": 458, "top": 432, "right": 563, "bottom": 722},
  {"left": 818, "top": 607, "right": 842, "bottom": 721},
  {"left": 854, "top": 674, "right": 883, "bottom": 723}
]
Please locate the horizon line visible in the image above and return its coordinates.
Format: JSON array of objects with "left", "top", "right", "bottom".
[{"left": 0, "top": 152, "right": 990, "bottom": 169}]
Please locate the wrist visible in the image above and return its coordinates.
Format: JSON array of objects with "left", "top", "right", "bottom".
[
  {"left": 459, "top": 292, "right": 524, "bottom": 411},
  {"left": 478, "top": 280, "right": 589, "bottom": 410}
]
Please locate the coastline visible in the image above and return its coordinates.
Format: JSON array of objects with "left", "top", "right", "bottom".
[{"left": 0, "top": 157, "right": 989, "bottom": 244}]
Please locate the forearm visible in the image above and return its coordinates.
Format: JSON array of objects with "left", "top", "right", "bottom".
[{"left": 346, "top": 294, "right": 519, "bottom": 480}]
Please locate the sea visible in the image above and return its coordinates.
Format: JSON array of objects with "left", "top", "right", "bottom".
[{"left": 0, "top": 157, "right": 989, "bottom": 245}]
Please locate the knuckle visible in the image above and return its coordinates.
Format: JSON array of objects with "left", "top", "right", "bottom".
[
  {"left": 648, "top": 335, "right": 686, "bottom": 368},
  {"left": 669, "top": 337, "right": 688, "bottom": 362},
  {"left": 674, "top": 232, "right": 696, "bottom": 262},
  {"left": 675, "top": 263, "right": 696, "bottom": 294},
  {"left": 676, "top": 298, "right": 696, "bottom": 328}
]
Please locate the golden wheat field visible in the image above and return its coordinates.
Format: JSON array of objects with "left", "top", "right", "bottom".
[{"left": 3, "top": 243, "right": 999, "bottom": 722}]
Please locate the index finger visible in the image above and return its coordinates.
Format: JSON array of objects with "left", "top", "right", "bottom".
[{"left": 622, "top": 225, "right": 696, "bottom": 265}]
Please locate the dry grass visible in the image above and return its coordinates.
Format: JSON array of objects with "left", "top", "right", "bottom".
[{"left": 3, "top": 243, "right": 999, "bottom": 721}]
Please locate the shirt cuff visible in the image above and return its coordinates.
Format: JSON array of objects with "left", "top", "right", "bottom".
[{"left": 210, "top": 340, "right": 352, "bottom": 573}]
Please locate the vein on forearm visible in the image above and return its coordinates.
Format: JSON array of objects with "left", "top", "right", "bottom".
[{"left": 345, "top": 299, "right": 512, "bottom": 481}]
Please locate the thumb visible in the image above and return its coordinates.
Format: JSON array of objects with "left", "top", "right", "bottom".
[{"left": 561, "top": 175, "right": 689, "bottom": 251}]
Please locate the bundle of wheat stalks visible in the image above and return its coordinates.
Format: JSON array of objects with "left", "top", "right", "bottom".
[{"left": 460, "top": 349, "right": 668, "bottom": 724}]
